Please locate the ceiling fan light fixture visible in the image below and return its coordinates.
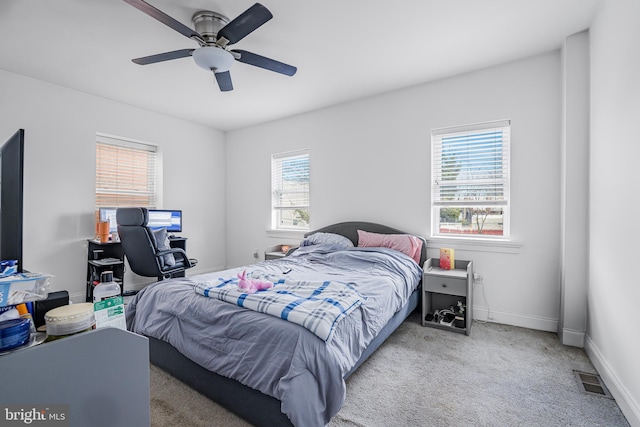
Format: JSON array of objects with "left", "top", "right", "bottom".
[
  {"left": 192, "top": 46, "right": 234, "bottom": 72},
  {"left": 124, "top": 1, "right": 296, "bottom": 91}
]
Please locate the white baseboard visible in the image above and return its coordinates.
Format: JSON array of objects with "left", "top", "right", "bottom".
[
  {"left": 557, "top": 324, "right": 586, "bottom": 348},
  {"left": 473, "top": 306, "right": 558, "bottom": 332},
  {"left": 585, "top": 334, "right": 640, "bottom": 427}
]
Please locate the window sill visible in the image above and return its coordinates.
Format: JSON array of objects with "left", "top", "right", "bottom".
[
  {"left": 427, "top": 236, "right": 522, "bottom": 254},
  {"left": 267, "top": 229, "right": 308, "bottom": 240}
]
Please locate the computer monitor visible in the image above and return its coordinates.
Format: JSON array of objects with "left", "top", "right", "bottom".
[
  {"left": 98, "top": 207, "right": 119, "bottom": 233},
  {"left": 100, "top": 208, "right": 183, "bottom": 234},
  {"left": 147, "top": 209, "right": 182, "bottom": 233}
]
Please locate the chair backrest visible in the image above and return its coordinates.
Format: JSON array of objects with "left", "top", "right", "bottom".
[{"left": 116, "top": 208, "right": 162, "bottom": 278}]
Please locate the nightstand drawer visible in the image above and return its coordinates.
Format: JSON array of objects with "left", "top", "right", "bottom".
[{"left": 424, "top": 276, "right": 466, "bottom": 296}]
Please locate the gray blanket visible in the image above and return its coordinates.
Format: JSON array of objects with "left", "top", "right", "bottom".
[{"left": 126, "top": 244, "right": 422, "bottom": 426}]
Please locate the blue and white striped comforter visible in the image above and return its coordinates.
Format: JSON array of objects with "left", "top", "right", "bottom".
[{"left": 194, "top": 277, "right": 366, "bottom": 342}]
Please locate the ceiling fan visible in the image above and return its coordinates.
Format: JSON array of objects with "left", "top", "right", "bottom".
[{"left": 123, "top": 0, "right": 297, "bottom": 92}]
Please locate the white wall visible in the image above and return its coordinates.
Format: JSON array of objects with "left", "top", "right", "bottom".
[
  {"left": 226, "top": 51, "right": 563, "bottom": 332},
  {"left": 0, "top": 69, "right": 226, "bottom": 302},
  {"left": 588, "top": 0, "right": 640, "bottom": 424}
]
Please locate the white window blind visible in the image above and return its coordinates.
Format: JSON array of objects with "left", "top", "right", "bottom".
[
  {"left": 95, "top": 135, "right": 158, "bottom": 208},
  {"left": 271, "top": 149, "right": 310, "bottom": 230},
  {"left": 431, "top": 120, "right": 510, "bottom": 237}
]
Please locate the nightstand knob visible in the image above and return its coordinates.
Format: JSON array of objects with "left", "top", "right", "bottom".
[{"left": 441, "top": 283, "right": 447, "bottom": 288}]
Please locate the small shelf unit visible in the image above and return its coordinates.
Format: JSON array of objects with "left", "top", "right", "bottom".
[
  {"left": 86, "top": 239, "right": 125, "bottom": 302},
  {"left": 421, "top": 258, "right": 473, "bottom": 335}
]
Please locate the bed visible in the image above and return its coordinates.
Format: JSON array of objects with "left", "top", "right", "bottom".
[{"left": 126, "top": 221, "right": 426, "bottom": 426}]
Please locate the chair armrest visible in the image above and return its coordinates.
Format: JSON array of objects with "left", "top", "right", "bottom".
[{"left": 156, "top": 248, "right": 192, "bottom": 268}]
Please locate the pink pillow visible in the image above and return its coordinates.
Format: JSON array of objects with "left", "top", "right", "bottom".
[{"left": 357, "top": 230, "right": 423, "bottom": 264}]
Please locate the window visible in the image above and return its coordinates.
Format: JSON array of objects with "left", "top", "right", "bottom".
[
  {"left": 95, "top": 135, "right": 158, "bottom": 209},
  {"left": 431, "top": 120, "right": 510, "bottom": 238},
  {"left": 271, "top": 149, "right": 310, "bottom": 230}
]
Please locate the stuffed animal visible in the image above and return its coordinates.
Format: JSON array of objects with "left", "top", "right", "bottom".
[{"left": 237, "top": 270, "right": 273, "bottom": 294}]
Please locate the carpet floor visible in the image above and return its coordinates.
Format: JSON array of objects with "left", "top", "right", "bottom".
[{"left": 150, "top": 312, "right": 629, "bottom": 427}]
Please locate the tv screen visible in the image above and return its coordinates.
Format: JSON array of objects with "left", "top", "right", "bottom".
[
  {"left": 0, "top": 129, "right": 25, "bottom": 273},
  {"left": 147, "top": 209, "right": 182, "bottom": 233}
]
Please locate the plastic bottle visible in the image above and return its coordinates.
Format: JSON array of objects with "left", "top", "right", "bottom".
[
  {"left": 92, "top": 271, "right": 126, "bottom": 330},
  {"left": 93, "top": 271, "right": 120, "bottom": 302}
]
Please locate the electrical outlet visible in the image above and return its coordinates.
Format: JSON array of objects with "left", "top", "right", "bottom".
[
  {"left": 253, "top": 250, "right": 259, "bottom": 259},
  {"left": 473, "top": 273, "right": 482, "bottom": 281}
]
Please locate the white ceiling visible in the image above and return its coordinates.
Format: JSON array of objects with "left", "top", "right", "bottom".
[{"left": 0, "top": 0, "right": 601, "bottom": 131}]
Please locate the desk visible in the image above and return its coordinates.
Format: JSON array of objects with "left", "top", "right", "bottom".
[
  {"left": 167, "top": 236, "right": 187, "bottom": 250},
  {"left": 86, "top": 237, "right": 188, "bottom": 301}
]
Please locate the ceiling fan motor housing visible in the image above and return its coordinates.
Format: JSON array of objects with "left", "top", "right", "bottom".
[{"left": 192, "top": 11, "right": 229, "bottom": 44}]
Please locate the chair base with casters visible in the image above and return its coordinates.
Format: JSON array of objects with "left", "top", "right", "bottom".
[{"left": 116, "top": 207, "right": 197, "bottom": 281}]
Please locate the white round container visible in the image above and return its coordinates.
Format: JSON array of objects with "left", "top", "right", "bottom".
[{"left": 45, "top": 303, "right": 95, "bottom": 340}]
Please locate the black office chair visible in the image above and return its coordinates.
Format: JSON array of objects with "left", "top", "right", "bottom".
[{"left": 116, "top": 207, "right": 197, "bottom": 281}]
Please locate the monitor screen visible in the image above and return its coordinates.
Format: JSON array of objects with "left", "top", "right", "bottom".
[
  {"left": 147, "top": 209, "right": 182, "bottom": 233},
  {"left": 99, "top": 207, "right": 119, "bottom": 233}
]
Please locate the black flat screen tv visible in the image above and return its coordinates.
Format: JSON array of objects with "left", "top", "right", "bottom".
[{"left": 0, "top": 129, "right": 24, "bottom": 273}]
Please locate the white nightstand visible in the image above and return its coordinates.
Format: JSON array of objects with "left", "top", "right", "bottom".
[
  {"left": 264, "top": 244, "right": 297, "bottom": 261},
  {"left": 421, "top": 258, "right": 473, "bottom": 335}
]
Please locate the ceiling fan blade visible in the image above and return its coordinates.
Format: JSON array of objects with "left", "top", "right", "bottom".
[
  {"left": 217, "top": 3, "right": 273, "bottom": 46},
  {"left": 123, "top": 0, "right": 204, "bottom": 44},
  {"left": 231, "top": 50, "right": 297, "bottom": 76},
  {"left": 132, "top": 49, "right": 194, "bottom": 65},
  {"left": 214, "top": 71, "right": 233, "bottom": 92}
]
